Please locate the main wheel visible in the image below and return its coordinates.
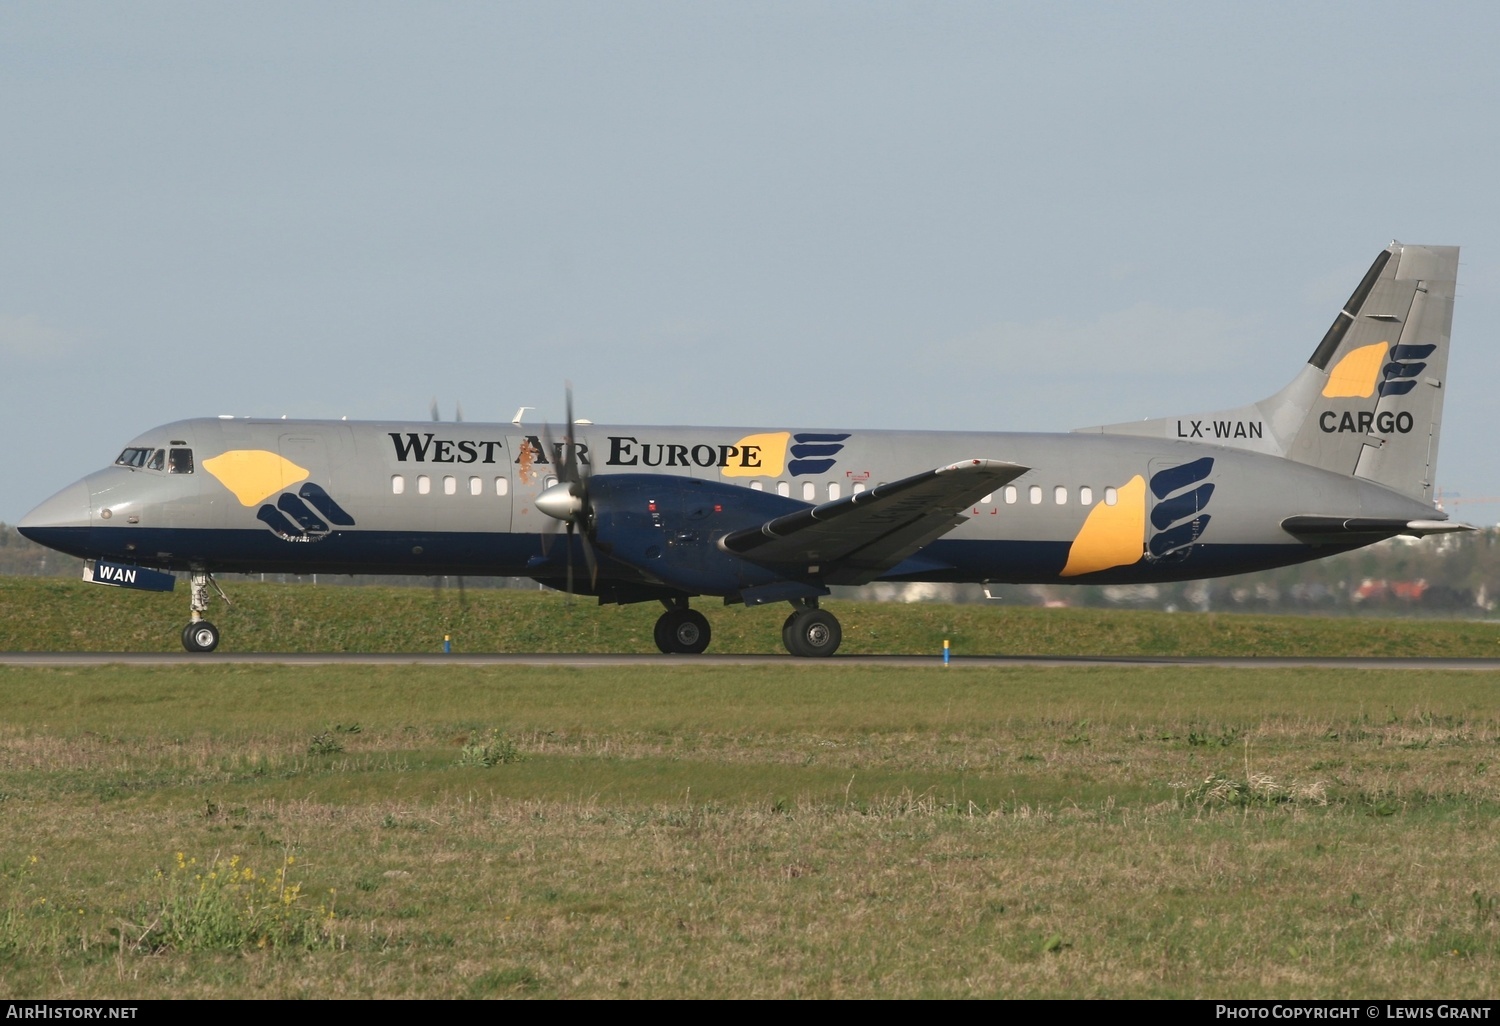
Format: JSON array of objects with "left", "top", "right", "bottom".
[
  {"left": 654, "top": 608, "right": 711, "bottom": 654},
  {"left": 182, "top": 620, "right": 220, "bottom": 653},
  {"left": 784, "top": 609, "right": 841, "bottom": 658}
]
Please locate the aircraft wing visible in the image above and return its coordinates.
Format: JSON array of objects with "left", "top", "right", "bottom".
[
  {"left": 721, "top": 459, "right": 1029, "bottom": 585},
  {"left": 1281, "top": 515, "right": 1475, "bottom": 544}
]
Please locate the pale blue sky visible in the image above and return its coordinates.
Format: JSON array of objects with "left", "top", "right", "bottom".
[{"left": 5, "top": 2, "right": 1500, "bottom": 522}]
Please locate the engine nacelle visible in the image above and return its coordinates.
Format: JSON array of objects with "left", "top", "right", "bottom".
[{"left": 588, "top": 474, "right": 811, "bottom": 596}]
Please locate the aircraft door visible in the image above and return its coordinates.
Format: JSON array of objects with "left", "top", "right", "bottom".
[{"left": 1145, "top": 456, "right": 1216, "bottom": 563}]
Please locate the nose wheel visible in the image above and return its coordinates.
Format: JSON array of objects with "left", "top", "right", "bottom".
[
  {"left": 654, "top": 605, "right": 711, "bottom": 654},
  {"left": 181, "top": 568, "right": 230, "bottom": 654},
  {"left": 782, "top": 607, "right": 842, "bottom": 657},
  {"left": 182, "top": 621, "right": 220, "bottom": 653}
]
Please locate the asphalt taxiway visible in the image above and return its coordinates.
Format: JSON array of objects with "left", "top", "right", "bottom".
[{"left": 3, "top": 652, "right": 1500, "bottom": 670}]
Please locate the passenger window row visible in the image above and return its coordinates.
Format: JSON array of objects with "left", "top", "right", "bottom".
[
  {"left": 747, "top": 481, "right": 861, "bottom": 501},
  {"left": 996, "top": 484, "right": 1117, "bottom": 507},
  {"left": 392, "top": 475, "right": 510, "bottom": 497},
  {"left": 389, "top": 474, "right": 1119, "bottom": 510}
]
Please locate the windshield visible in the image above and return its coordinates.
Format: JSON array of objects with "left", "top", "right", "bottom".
[{"left": 115, "top": 447, "right": 151, "bottom": 468}]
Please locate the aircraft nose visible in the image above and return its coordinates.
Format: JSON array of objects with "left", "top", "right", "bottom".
[{"left": 17, "top": 479, "right": 92, "bottom": 541}]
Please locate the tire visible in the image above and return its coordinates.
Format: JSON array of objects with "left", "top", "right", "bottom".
[
  {"left": 182, "top": 620, "right": 220, "bottom": 654},
  {"left": 653, "top": 614, "right": 676, "bottom": 654},
  {"left": 654, "top": 608, "right": 711, "bottom": 655},
  {"left": 784, "top": 609, "right": 841, "bottom": 658},
  {"left": 781, "top": 612, "right": 800, "bottom": 654}
]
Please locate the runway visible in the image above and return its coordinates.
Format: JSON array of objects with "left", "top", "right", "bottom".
[{"left": 4, "top": 652, "right": 1500, "bottom": 670}]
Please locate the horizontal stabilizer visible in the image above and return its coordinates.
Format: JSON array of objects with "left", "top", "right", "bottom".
[
  {"left": 721, "top": 458, "right": 1028, "bottom": 585},
  {"left": 1281, "top": 515, "right": 1474, "bottom": 544}
]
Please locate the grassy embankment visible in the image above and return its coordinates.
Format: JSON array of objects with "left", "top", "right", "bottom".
[
  {"left": 4, "top": 575, "right": 1500, "bottom": 655},
  {"left": 1, "top": 660, "right": 1499, "bottom": 998}
]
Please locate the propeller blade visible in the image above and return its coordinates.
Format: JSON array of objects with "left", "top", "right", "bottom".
[
  {"left": 562, "top": 381, "right": 578, "bottom": 485},
  {"left": 580, "top": 530, "right": 599, "bottom": 590},
  {"left": 564, "top": 521, "right": 575, "bottom": 606}
]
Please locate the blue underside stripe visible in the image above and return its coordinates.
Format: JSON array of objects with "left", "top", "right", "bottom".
[{"left": 21, "top": 526, "right": 1355, "bottom": 590}]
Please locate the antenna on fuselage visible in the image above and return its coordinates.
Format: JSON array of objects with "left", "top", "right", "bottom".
[{"left": 512, "top": 406, "right": 533, "bottom": 426}]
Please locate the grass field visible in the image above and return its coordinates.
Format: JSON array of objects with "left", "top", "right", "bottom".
[
  {"left": 2, "top": 661, "right": 1498, "bottom": 998},
  {"left": 5, "top": 575, "right": 1500, "bottom": 657}
]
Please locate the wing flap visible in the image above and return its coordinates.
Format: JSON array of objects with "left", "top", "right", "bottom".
[{"left": 721, "top": 459, "right": 1028, "bottom": 583}]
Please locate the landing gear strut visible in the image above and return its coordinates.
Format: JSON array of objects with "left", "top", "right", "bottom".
[
  {"left": 654, "top": 599, "right": 711, "bottom": 655},
  {"left": 181, "top": 569, "right": 230, "bottom": 654},
  {"left": 783, "top": 600, "right": 841, "bottom": 658}
]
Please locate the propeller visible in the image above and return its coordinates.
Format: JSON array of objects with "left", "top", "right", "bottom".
[
  {"left": 535, "top": 382, "right": 599, "bottom": 601},
  {"left": 431, "top": 398, "right": 464, "bottom": 423}
]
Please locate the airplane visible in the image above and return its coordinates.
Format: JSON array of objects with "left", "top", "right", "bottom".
[{"left": 18, "top": 241, "right": 1471, "bottom": 657}]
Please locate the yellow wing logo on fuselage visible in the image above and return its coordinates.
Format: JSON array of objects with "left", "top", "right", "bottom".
[
  {"left": 1059, "top": 475, "right": 1147, "bottom": 577},
  {"left": 202, "top": 450, "right": 311, "bottom": 506}
]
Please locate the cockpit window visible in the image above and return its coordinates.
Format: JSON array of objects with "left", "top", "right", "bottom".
[
  {"left": 115, "top": 447, "right": 151, "bottom": 468},
  {"left": 146, "top": 449, "right": 166, "bottom": 471},
  {"left": 168, "top": 448, "right": 194, "bottom": 474}
]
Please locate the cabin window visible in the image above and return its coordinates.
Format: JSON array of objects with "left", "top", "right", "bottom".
[
  {"left": 1104, "top": 486, "right": 1118, "bottom": 506},
  {"left": 469, "top": 476, "right": 483, "bottom": 496},
  {"left": 1029, "top": 485, "right": 1042, "bottom": 505},
  {"left": 1080, "top": 486, "right": 1094, "bottom": 505},
  {"left": 749, "top": 481, "right": 764, "bottom": 492},
  {"left": 1004, "top": 485, "right": 1017, "bottom": 504},
  {"left": 494, "top": 477, "right": 509, "bottom": 496},
  {"left": 828, "top": 483, "right": 841, "bottom": 500},
  {"left": 544, "top": 476, "right": 557, "bottom": 489},
  {"left": 1054, "top": 486, "right": 1067, "bottom": 505},
  {"left": 777, "top": 482, "right": 790, "bottom": 497},
  {"left": 418, "top": 475, "right": 431, "bottom": 495},
  {"left": 802, "top": 482, "right": 816, "bottom": 501},
  {"left": 443, "top": 475, "right": 457, "bottom": 496},
  {"left": 980, "top": 493, "right": 992, "bottom": 504},
  {"left": 852, "top": 482, "right": 866, "bottom": 494},
  {"left": 392, "top": 475, "right": 405, "bottom": 495},
  {"left": 168, "top": 448, "right": 194, "bottom": 474}
]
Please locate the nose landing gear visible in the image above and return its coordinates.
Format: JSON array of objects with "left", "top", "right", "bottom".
[{"left": 181, "top": 569, "right": 231, "bottom": 653}]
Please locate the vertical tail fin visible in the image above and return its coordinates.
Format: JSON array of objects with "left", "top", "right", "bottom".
[{"left": 1079, "top": 242, "right": 1459, "bottom": 502}]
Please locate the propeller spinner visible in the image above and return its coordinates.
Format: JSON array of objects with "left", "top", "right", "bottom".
[{"left": 534, "top": 383, "right": 599, "bottom": 597}]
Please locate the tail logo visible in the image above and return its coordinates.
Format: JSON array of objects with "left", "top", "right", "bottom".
[
  {"left": 1377, "top": 344, "right": 1436, "bottom": 397},
  {"left": 256, "top": 483, "right": 356, "bottom": 542},
  {"left": 1322, "top": 341, "right": 1436, "bottom": 399},
  {"left": 1146, "top": 457, "right": 1214, "bottom": 561}
]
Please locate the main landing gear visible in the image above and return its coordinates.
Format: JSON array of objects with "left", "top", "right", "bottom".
[
  {"left": 654, "top": 599, "right": 711, "bottom": 655},
  {"left": 181, "top": 569, "right": 231, "bottom": 653},
  {"left": 782, "top": 600, "right": 842, "bottom": 658},
  {"left": 651, "top": 598, "right": 843, "bottom": 657}
]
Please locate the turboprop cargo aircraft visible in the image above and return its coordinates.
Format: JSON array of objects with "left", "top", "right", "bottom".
[{"left": 19, "top": 242, "right": 1470, "bottom": 656}]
